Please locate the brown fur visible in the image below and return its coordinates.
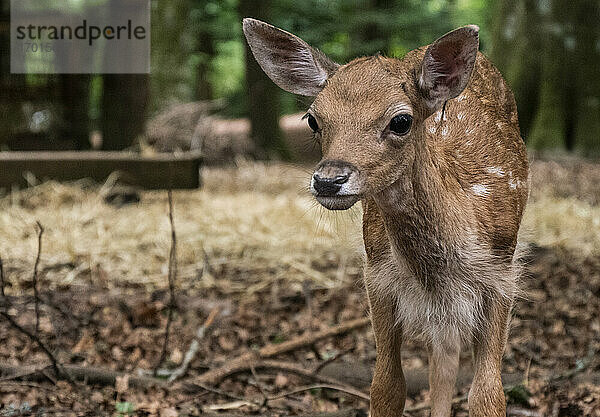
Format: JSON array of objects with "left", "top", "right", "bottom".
[
  {"left": 243, "top": 19, "right": 529, "bottom": 417},
  {"left": 320, "top": 51, "right": 527, "bottom": 417}
]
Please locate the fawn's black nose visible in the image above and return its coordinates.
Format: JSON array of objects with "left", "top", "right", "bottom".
[{"left": 312, "top": 173, "right": 349, "bottom": 196}]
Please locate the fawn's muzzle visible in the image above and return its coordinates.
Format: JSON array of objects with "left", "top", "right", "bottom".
[
  {"left": 311, "top": 160, "right": 361, "bottom": 210},
  {"left": 312, "top": 173, "right": 349, "bottom": 196}
]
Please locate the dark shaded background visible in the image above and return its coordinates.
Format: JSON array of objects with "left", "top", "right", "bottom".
[{"left": 0, "top": 0, "right": 598, "bottom": 158}]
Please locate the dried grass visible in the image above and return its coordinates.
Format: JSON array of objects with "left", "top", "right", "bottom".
[
  {"left": 0, "top": 159, "right": 597, "bottom": 292},
  {"left": 0, "top": 160, "right": 364, "bottom": 292},
  {"left": 524, "top": 196, "right": 600, "bottom": 257}
]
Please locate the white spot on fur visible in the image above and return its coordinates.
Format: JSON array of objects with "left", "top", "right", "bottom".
[
  {"left": 507, "top": 170, "right": 525, "bottom": 190},
  {"left": 485, "top": 166, "right": 505, "bottom": 177},
  {"left": 509, "top": 178, "right": 525, "bottom": 190},
  {"left": 428, "top": 126, "right": 436, "bottom": 134},
  {"left": 442, "top": 126, "right": 449, "bottom": 136},
  {"left": 465, "top": 126, "right": 475, "bottom": 135},
  {"left": 471, "top": 184, "right": 490, "bottom": 196},
  {"left": 457, "top": 111, "right": 466, "bottom": 121},
  {"left": 434, "top": 111, "right": 442, "bottom": 122},
  {"left": 456, "top": 95, "right": 466, "bottom": 102}
]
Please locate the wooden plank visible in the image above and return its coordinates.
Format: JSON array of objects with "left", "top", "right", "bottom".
[{"left": 0, "top": 151, "right": 203, "bottom": 190}]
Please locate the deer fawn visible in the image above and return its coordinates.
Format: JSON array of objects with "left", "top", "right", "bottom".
[{"left": 243, "top": 19, "right": 528, "bottom": 417}]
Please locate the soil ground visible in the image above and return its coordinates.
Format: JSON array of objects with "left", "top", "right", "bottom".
[{"left": 0, "top": 157, "right": 599, "bottom": 416}]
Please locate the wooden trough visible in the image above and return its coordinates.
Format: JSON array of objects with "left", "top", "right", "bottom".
[{"left": 0, "top": 151, "right": 203, "bottom": 190}]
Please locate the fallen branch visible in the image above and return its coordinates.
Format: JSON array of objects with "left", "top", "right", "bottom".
[
  {"left": 0, "top": 363, "right": 50, "bottom": 382},
  {"left": 184, "top": 317, "right": 370, "bottom": 386},
  {"left": 200, "top": 408, "right": 366, "bottom": 417},
  {"left": 167, "top": 306, "right": 220, "bottom": 383},
  {"left": 0, "top": 363, "right": 164, "bottom": 388},
  {"left": 2, "top": 360, "right": 593, "bottom": 397},
  {"left": 255, "top": 360, "right": 366, "bottom": 393},
  {"left": 155, "top": 190, "right": 177, "bottom": 376}
]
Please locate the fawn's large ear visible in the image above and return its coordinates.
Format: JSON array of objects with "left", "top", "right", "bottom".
[
  {"left": 242, "top": 18, "right": 339, "bottom": 96},
  {"left": 418, "top": 25, "right": 479, "bottom": 112}
]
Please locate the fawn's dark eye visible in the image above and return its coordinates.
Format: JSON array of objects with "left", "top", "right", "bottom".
[
  {"left": 389, "top": 114, "right": 412, "bottom": 136},
  {"left": 306, "top": 113, "right": 319, "bottom": 132}
]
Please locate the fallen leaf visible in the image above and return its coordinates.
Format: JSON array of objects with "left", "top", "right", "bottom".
[
  {"left": 115, "top": 374, "right": 129, "bottom": 394},
  {"left": 275, "top": 373, "right": 288, "bottom": 388},
  {"left": 159, "top": 407, "right": 178, "bottom": 417}
]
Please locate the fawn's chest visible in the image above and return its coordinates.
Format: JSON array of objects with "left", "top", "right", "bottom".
[{"left": 362, "top": 196, "right": 514, "bottom": 344}]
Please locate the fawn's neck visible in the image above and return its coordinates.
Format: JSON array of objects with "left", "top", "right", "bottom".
[{"left": 373, "top": 135, "right": 471, "bottom": 289}]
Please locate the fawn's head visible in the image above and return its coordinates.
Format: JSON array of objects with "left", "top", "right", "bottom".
[{"left": 243, "top": 19, "right": 479, "bottom": 210}]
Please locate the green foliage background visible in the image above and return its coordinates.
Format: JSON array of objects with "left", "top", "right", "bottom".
[
  {"left": 1, "top": 0, "right": 597, "bottom": 155},
  {"left": 150, "top": 0, "right": 494, "bottom": 117},
  {"left": 149, "top": 0, "right": 599, "bottom": 156}
]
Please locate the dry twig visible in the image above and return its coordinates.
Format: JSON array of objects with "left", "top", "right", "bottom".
[
  {"left": 155, "top": 190, "right": 177, "bottom": 375},
  {"left": 195, "top": 379, "right": 368, "bottom": 411},
  {"left": 200, "top": 410, "right": 365, "bottom": 417},
  {"left": 0, "top": 227, "right": 73, "bottom": 385},
  {"left": 313, "top": 346, "right": 354, "bottom": 374},
  {"left": 0, "top": 311, "right": 75, "bottom": 384},
  {"left": 256, "top": 360, "right": 365, "bottom": 392},
  {"left": 167, "top": 306, "right": 220, "bottom": 383},
  {"left": 267, "top": 383, "right": 369, "bottom": 402},
  {"left": 404, "top": 393, "right": 468, "bottom": 413},
  {"left": 183, "top": 317, "right": 370, "bottom": 386},
  {"left": 0, "top": 257, "right": 6, "bottom": 300},
  {"left": 32, "top": 222, "right": 44, "bottom": 335},
  {"left": 249, "top": 364, "right": 269, "bottom": 406}
]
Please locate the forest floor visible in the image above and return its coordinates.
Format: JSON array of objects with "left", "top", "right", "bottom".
[{"left": 0, "top": 156, "right": 599, "bottom": 417}]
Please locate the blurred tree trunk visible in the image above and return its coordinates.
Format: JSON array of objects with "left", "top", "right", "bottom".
[
  {"left": 493, "top": 0, "right": 599, "bottom": 153},
  {"left": 573, "top": 0, "right": 600, "bottom": 156},
  {"left": 238, "top": 0, "right": 291, "bottom": 160},
  {"left": 489, "top": 0, "right": 519, "bottom": 71},
  {"left": 527, "top": 28, "right": 566, "bottom": 150},
  {"left": 492, "top": 0, "right": 542, "bottom": 139},
  {"left": 359, "top": 0, "right": 393, "bottom": 55},
  {"left": 100, "top": 0, "right": 149, "bottom": 151},
  {"left": 101, "top": 75, "right": 149, "bottom": 150},
  {"left": 0, "top": 0, "right": 28, "bottom": 142},
  {"left": 58, "top": 75, "right": 91, "bottom": 150},
  {"left": 0, "top": 2, "right": 25, "bottom": 97},
  {"left": 0, "top": 0, "right": 10, "bottom": 83},
  {"left": 195, "top": 29, "right": 214, "bottom": 100}
]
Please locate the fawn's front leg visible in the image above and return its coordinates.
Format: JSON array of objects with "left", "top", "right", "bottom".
[
  {"left": 427, "top": 338, "right": 460, "bottom": 417},
  {"left": 468, "top": 300, "right": 511, "bottom": 417},
  {"left": 366, "top": 282, "right": 405, "bottom": 417}
]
